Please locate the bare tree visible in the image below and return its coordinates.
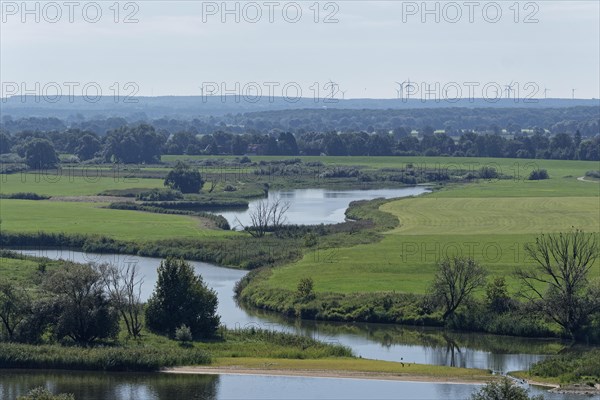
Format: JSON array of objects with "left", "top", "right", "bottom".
[
  {"left": 515, "top": 230, "right": 600, "bottom": 338},
  {"left": 207, "top": 179, "right": 218, "bottom": 193},
  {"left": 432, "top": 257, "right": 487, "bottom": 320},
  {"left": 98, "top": 261, "right": 144, "bottom": 339},
  {"left": 236, "top": 197, "right": 290, "bottom": 237}
]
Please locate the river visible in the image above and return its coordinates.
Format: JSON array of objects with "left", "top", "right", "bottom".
[
  {"left": 1, "top": 369, "right": 591, "bottom": 400},
  {"left": 4, "top": 187, "right": 592, "bottom": 399},
  {"left": 15, "top": 249, "right": 557, "bottom": 373}
]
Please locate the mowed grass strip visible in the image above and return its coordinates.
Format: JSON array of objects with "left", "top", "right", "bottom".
[
  {"left": 0, "top": 200, "right": 233, "bottom": 241},
  {"left": 381, "top": 197, "right": 599, "bottom": 235},
  {"left": 431, "top": 176, "right": 599, "bottom": 198},
  {"left": 0, "top": 173, "right": 165, "bottom": 196}
]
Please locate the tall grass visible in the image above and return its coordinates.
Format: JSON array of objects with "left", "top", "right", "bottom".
[
  {"left": 0, "top": 343, "right": 211, "bottom": 372},
  {"left": 528, "top": 349, "right": 600, "bottom": 384}
]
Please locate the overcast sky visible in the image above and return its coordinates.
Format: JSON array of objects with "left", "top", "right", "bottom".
[{"left": 1, "top": 1, "right": 599, "bottom": 100}]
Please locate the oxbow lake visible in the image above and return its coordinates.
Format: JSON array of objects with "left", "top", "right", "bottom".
[
  {"left": 6, "top": 187, "right": 596, "bottom": 400},
  {"left": 212, "top": 187, "right": 430, "bottom": 229}
]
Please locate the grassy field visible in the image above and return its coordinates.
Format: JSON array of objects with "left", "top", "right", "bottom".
[
  {"left": 163, "top": 154, "right": 598, "bottom": 174},
  {"left": 0, "top": 257, "right": 43, "bottom": 286},
  {"left": 0, "top": 173, "right": 165, "bottom": 196},
  {"left": 259, "top": 158, "right": 600, "bottom": 295},
  {"left": 0, "top": 200, "right": 234, "bottom": 241},
  {"left": 1, "top": 156, "right": 598, "bottom": 270}
]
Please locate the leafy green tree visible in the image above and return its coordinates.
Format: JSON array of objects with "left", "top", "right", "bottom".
[
  {"left": 324, "top": 133, "right": 347, "bottom": 156},
  {"left": 164, "top": 161, "right": 204, "bottom": 193},
  {"left": 44, "top": 263, "right": 120, "bottom": 344},
  {"left": 278, "top": 132, "right": 299, "bottom": 155},
  {"left": 367, "top": 134, "right": 393, "bottom": 156},
  {"left": 432, "top": 257, "right": 487, "bottom": 320},
  {"left": 485, "top": 277, "right": 511, "bottom": 313},
  {"left": 146, "top": 258, "right": 220, "bottom": 339},
  {"left": 470, "top": 377, "right": 543, "bottom": 400},
  {"left": 231, "top": 135, "right": 247, "bottom": 155},
  {"left": 103, "top": 124, "right": 164, "bottom": 163},
  {"left": 0, "top": 280, "right": 31, "bottom": 341},
  {"left": 75, "top": 134, "right": 101, "bottom": 160},
  {"left": 24, "top": 139, "right": 59, "bottom": 169},
  {"left": 516, "top": 230, "right": 600, "bottom": 338},
  {"left": 0, "top": 132, "right": 12, "bottom": 154}
]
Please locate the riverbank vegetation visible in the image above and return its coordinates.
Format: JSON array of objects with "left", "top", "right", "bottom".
[
  {"left": 514, "top": 349, "right": 600, "bottom": 386},
  {"left": 1, "top": 155, "right": 599, "bottom": 349},
  {"left": 0, "top": 252, "right": 352, "bottom": 372},
  {"left": 235, "top": 157, "right": 599, "bottom": 342}
]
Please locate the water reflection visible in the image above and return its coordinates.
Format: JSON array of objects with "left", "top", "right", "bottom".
[
  {"left": 0, "top": 371, "right": 594, "bottom": 400},
  {"left": 13, "top": 249, "right": 576, "bottom": 372},
  {"left": 240, "top": 305, "right": 563, "bottom": 372},
  {"left": 213, "top": 187, "right": 429, "bottom": 229},
  {"left": 0, "top": 370, "right": 219, "bottom": 400}
]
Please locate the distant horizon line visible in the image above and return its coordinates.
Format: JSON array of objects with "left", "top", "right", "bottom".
[{"left": 2, "top": 95, "right": 599, "bottom": 101}]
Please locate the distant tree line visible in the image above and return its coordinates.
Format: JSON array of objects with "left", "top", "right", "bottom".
[
  {"left": 1, "top": 123, "right": 598, "bottom": 168},
  {"left": 1, "top": 106, "right": 598, "bottom": 136}
]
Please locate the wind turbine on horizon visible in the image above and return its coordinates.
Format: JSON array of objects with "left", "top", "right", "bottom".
[
  {"left": 504, "top": 81, "right": 515, "bottom": 99},
  {"left": 572, "top": 88, "right": 576, "bottom": 100},
  {"left": 326, "top": 79, "right": 338, "bottom": 100},
  {"left": 543, "top": 88, "right": 550, "bottom": 99},
  {"left": 395, "top": 79, "right": 414, "bottom": 100}
]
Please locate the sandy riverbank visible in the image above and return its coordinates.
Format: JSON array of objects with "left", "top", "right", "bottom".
[{"left": 163, "top": 366, "right": 488, "bottom": 385}]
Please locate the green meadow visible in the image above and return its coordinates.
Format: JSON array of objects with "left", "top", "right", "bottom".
[
  {"left": 0, "top": 200, "right": 233, "bottom": 241},
  {"left": 0, "top": 173, "right": 165, "bottom": 196},
  {"left": 259, "top": 158, "right": 600, "bottom": 295},
  {"left": 1, "top": 156, "right": 598, "bottom": 272}
]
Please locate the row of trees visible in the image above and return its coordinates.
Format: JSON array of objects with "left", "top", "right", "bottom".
[
  {"left": 2, "top": 106, "right": 598, "bottom": 136},
  {"left": 2, "top": 126, "right": 598, "bottom": 168},
  {"left": 431, "top": 230, "right": 599, "bottom": 339},
  {"left": 0, "top": 257, "right": 220, "bottom": 345}
]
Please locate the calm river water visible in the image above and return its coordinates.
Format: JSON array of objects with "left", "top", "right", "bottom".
[
  {"left": 213, "top": 187, "right": 429, "bottom": 229},
  {"left": 5, "top": 187, "right": 594, "bottom": 400},
  {"left": 0, "top": 369, "right": 594, "bottom": 400}
]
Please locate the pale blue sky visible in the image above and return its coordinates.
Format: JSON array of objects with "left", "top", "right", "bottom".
[{"left": 1, "top": 1, "right": 599, "bottom": 99}]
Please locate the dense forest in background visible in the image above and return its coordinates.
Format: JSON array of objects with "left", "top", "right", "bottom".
[
  {"left": 0, "top": 106, "right": 598, "bottom": 164},
  {"left": 1, "top": 106, "right": 598, "bottom": 136}
]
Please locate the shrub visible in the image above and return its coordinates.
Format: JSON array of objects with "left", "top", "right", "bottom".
[
  {"left": 585, "top": 170, "right": 600, "bottom": 179},
  {"left": 136, "top": 188, "right": 183, "bottom": 201},
  {"left": 164, "top": 161, "right": 204, "bottom": 193},
  {"left": 297, "top": 277, "right": 314, "bottom": 299},
  {"left": 175, "top": 324, "right": 193, "bottom": 343},
  {"left": 0, "top": 192, "right": 50, "bottom": 200},
  {"left": 479, "top": 166, "right": 499, "bottom": 179},
  {"left": 469, "top": 377, "right": 543, "bottom": 400},
  {"left": 528, "top": 169, "right": 549, "bottom": 180}
]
